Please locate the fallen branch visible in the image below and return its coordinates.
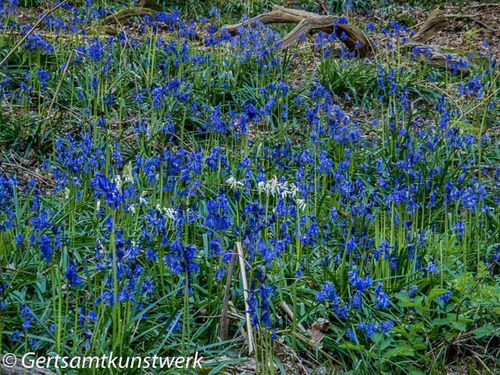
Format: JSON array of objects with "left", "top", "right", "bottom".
[
  {"left": 222, "top": 5, "right": 476, "bottom": 71},
  {"left": 413, "top": 10, "right": 495, "bottom": 44},
  {"left": 447, "top": 14, "right": 495, "bottom": 33},
  {"left": 413, "top": 9, "right": 449, "bottom": 44},
  {"left": 224, "top": 6, "right": 374, "bottom": 57},
  {"left": 409, "top": 10, "right": 477, "bottom": 73},
  {"left": 463, "top": 3, "right": 500, "bottom": 10},
  {"left": 410, "top": 43, "right": 469, "bottom": 73},
  {"left": 103, "top": 7, "right": 155, "bottom": 25}
]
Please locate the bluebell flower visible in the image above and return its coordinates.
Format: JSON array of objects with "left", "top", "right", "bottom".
[
  {"left": 12, "top": 330, "right": 20, "bottom": 342},
  {"left": 208, "top": 7, "right": 220, "bottom": 17},
  {"left": 36, "top": 69, "right": 49, "bottom": 93},
  {"left": 24, "top": 34, "right": 54, "bottom": 54},
  {"left": 351, "top": 290, "right": 363, "bottom": 311},
  {"left": 316, "top": 282, "right": 337, "bottom": 302},
  {"left": 39, "top": 233, "right": 53, "bottom": 263},
  {"left": 21, "top": 305, "right": 33, "bottom": 330},
  {"left": 365, "top": 22, "right": 375, "bottom": 32},
  {"left": 65, "top": 261, "right": 81, "bottom": 287},
  {"left": 345, "top": 328, "right": 356, "bottom": 342},
  {"left": 378, "top": 320, "right": 393, "bottom": 334},
  {"left": 167, "top": 313, "right": 181, "bottom": 333},
  {"left": 348, "top": 270, "right": 372, "bottom": 291},
  {"left": 452, "top": 221, "right": 464, "bottom": 239},
  {"left": 425, "top": 261, "right": 439, "bottom": 274},
  {"left": 206, "top": 147, "right": 229, "bottom": 172},
  {"left": 89, "top": 172, "right": 123, "bottom": 210},
  {"left": 357, "top": 322, "right": 377, "bottom": 339},
  {"left": 205, "top": 193, "right": 231, "bottom": 232},
  {"left": 437, "top": 291, "right": 452, "bottom": 305},
  {"left": 337, "top": 17, "right": 348, "bottom": 25},
  {"left": 142, "top": 278, "right": 153, "bottom": 296},
  {"left": 374, "top": 283, "right": 390, "bottom": 310}
]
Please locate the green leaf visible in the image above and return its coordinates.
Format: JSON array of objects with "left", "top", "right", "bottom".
[
  {"left": 449, "top": 319, "right": 468, "bottom": 331},
  {"left": 428, "top": 287, "right": 446, "bottom": 302},
  {"left": 432, "top": 314, "right": 472, "bottom": 331},
  {"left": 431, "top": 318, "right": 448, "bottom": 328},
  {"left": 384, "top": 345, "right": 415, "bottom": 359},
  {"left": 472, "top": 324, "right": 498, "bottom": 339},
  {"left": 339, "top": 342, "right": 364, "bottom": 351}
]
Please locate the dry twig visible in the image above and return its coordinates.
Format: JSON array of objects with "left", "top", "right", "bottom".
[
  {"left": 0, "top": 0, "right": 69, "bottom": 66},
  {"left": 236, "top": 242, "right": 254, "bottom": 355}
]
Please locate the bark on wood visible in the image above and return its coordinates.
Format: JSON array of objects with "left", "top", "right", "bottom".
[
  {"left": 410, "top": 10, "right": 472, "bottom": 72},
  {"left": 409, "top": 43, "right": 469, "bottom": 73},
  {"left": 223, "top": 6, "right": 472, "bottom": 72},
  {"left": 102, "top": 0, "right": 160, "bottom": 27},
  {"left": 104, "top": 7, "right": 155, "bottom": 25},
  {"left": 413, "top": 10, "right": 449, "bottom": 44},
  {"left": 224, "top": 6, "right": 374, "bottom": 57}
]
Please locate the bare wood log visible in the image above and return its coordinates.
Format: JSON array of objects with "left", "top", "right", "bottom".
[
  {"left": 409, "top": 43, "right": 469, "bottom": 73},
  {"left": 224, "top": 6, "right": 373, "bottom": 57},
  {"left": 104, "top": 7, "right": 155, "bottom": 25},
  {"left": 412, "top": 10, "right": 495, "bottom": 43},
  {"left": 225, "top": 7, "right": 333, "bottom": 33},
  {"left": 224, "top": 8, "right": 306, "bottom": 32},
  {"left": 334, "top": 24, "right": 373, "bottom": 55},
  {"left": 223, "top": 5, "right": 479, "bottom": 72},
  {"left": 280, "top": 18, "right": 311, "bottom": 48},
  {"left": 413, "top": 10, "right": 449, "bottom": 44},
  {"left": 409, "top": 10, "right": 474, "bottom": 72}
]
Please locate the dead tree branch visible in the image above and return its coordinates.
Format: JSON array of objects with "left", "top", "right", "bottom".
[
  {"left": 104, "top": 7, "right": 155, "bottom": 25},
  {"left": 224, "top": 6, "right": 374, "bottom": 57},
  {"left": 223, "top": 6, "right": 473, "bottom": 72},
  {"left": 413, "top": 10, "right": 449, "bottom": 44}
]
